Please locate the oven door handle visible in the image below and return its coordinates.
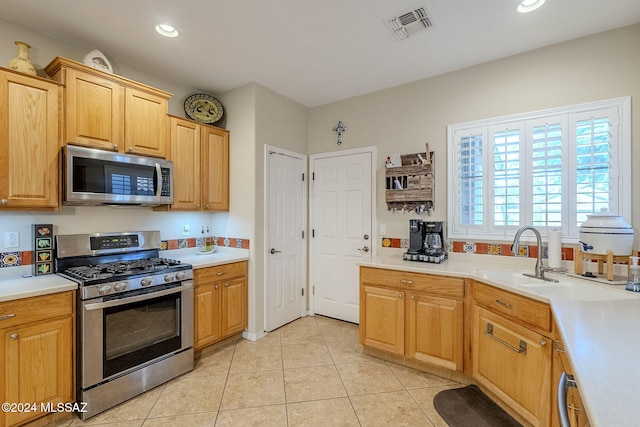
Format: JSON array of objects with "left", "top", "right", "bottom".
[{"left": 84, "top": 282, "right": 192, "bottom": 311}]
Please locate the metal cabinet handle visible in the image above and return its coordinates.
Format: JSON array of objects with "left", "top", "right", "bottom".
[
  {"left": 483, "top": 323, "right": 527, "bottom": 354},
  {"left": 10, "top": 333, "right": 19, "bottom": 340},
  {"left": 128, "top": 147, "right": 134, "bottom": 152},
  {"left": 398, "top": 293, "right": 403, "bottom": 298},
  {"left": 0, "top": 314, "right": 16, "bottom": 321},
  {"left": 113, "top": 144, "right": 119, "bottom": 151},
  {"left": 558, "top": 372, "right": 577, "bottom": 427},
  {"left": 224, "top": 283, "right": 229, "bottom": 287},
  {"left": 553, "top": 340, "right": 566, "bottom": 353},
  {"left": 495, "top": 299, "right": 513, "bottom": 308},
  {"left": 216, "top": 271, "right": 227, "bottom": 276},
  {"left": 357, "top": 246, "right": 370, "bottom": 253},
  {"left": 410, "top": 295, "right": 415, "bottom": 300},
  {"left": 215, "top": 285, "right": 219, "bottom": 289},
  {"left": 400, "top": 280, "right": 414, "bottom": 286},
  {"left": 270, "top": 248, "right": 281, "bottom": 254},
  {"left": 1, "top": 199, "right": 7, "bottom": 205}
]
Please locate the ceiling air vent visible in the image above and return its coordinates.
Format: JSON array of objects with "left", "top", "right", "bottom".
[{"left": 386, "top": 6, "right": 433, "bottom": 40}]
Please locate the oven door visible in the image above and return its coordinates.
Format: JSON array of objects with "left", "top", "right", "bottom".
[{"left": 80, "top": 280, "right": 193, "bottom": 388}]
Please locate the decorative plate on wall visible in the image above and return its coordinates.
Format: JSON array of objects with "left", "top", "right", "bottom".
[{"left": 184, "top": 93, "right": 224, "bottom": 124}]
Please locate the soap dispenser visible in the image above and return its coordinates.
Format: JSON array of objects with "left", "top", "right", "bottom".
[{"left": 626, "top": 256, "right": 640, "bottom": 292}]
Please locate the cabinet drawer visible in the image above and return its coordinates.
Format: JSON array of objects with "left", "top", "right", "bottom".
[
  {"left": 195, "top": 261, "right": 247, "bottom": 284},
  {"left": 360, "top": 267, "right": 464, "bottom": 299},
  {"left": 473, "top": 281, "right": 551, "bottom": 332},
  {"left": 0, "top": 291, "right": 74, "bottom": 329}
]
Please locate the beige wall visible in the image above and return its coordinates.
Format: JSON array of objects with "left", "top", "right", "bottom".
[{"left": 308, "top": 24, "right": 640, "bottom": 243}]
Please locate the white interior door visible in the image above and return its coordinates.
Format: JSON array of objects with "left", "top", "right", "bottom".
[
  {"left": 266, "top": 150, "right": 306, "bottom": 331},
  {"left": 310, "top": 149, "right": 374, "bottom": 323}
]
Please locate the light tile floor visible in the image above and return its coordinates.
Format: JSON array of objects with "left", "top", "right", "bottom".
[{"left": 41, "top": 315, "right": 463, "bottom": 426}]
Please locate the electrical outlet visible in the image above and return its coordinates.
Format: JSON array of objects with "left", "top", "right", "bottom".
[{"left": 5, "top": 232, "right": 19, "bottom": 248}]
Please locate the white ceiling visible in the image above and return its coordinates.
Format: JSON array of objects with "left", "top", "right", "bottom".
[{"left": 1, "top": 0, "right": 639, "bottom": 107}]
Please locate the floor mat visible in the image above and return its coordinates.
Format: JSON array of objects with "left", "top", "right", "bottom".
[{"left": 433, "top": 385, "right": 522, "bottom": 427}]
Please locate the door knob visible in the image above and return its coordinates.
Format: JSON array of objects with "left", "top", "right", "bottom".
[
  {"left": 357, "top": 246, "right": 370, "bottom": 253},
  {"left": 363, "top": 234, "right": 369, "bottom": 240},
  {"left": 270, "top": 248, "right": 282, "bottom": 254},
  {"left": 10, "top": 333, "right": 18, "bottom": 340}
]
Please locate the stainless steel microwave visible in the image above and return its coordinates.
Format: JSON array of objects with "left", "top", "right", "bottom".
[{"left": 63, "top": 145, "right": 174, "bottom": 207}]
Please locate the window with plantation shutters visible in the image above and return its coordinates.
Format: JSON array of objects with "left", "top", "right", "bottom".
[{"left": 447, "top": 97, "right": 630, "bottom": 242}]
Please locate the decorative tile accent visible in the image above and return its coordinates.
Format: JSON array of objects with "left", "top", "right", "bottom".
[
  {"left": 488, "top": 244, "right": 502, "bottom": 255},
  {"left": 463, "top": 242, "right": 476, "bottom": 254},
  {"left": 235, "top": 238, "right": 244, "bottom": 249},
  {"left": 400, "top": 238, "right": 409, "bottom": 249},
  {"left": 177, "top": 239, "right": 188, "bottom": 249},
  {"left": 0, "top": 252, "right": 21, "bottom": 267},
  {"left": 517, "top": 245, "right": 529, "bottom": 257},
  {"left": 382, "top": 238, "right": 392, "bottom": 248},
  {"left": 223, "top": 237, "right": 231, "bottom": 247},
  {"left": 161, "top": 240, "right": 169, "bottom": 250}
]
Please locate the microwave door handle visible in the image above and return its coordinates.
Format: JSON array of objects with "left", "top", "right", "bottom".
[{"left": 155, "top": 162, "right": 162, "bottom": 199}]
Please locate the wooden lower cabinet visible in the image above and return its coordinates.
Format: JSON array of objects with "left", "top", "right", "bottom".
[
  {"left": 194, "top": 261, "right": 247, "bottom": 349},
  {"left": 359, "top": 267, "right": 465, "bottom": 371},
  {"left": 473, "top": 305, "right": 551, "bottom": 427},
  {"left": 552, "top": 328, "right": 591, "bottom": 427},
  {"left": 0, "top": 291, "right": 74, "bottom": 427},
  {"left": 360, "top": 285, "right": 405, "bottom": 355},
  {"left": 407, "top": 293, "right": 463, "bottom": 371}
]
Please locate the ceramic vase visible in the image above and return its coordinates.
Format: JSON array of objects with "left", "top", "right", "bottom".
[{"left": 8, "top": 41, "right": 37, "bottom": 76}]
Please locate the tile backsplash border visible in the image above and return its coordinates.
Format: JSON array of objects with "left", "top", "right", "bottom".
[
  {"left": 381, "top": 237, "right": 575, "bottom": 261},
  {"left": 0, "top": 236, "right": 250, "bottom": 268}
]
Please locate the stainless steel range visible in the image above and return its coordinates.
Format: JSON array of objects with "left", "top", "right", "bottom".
[{"left": 56, "top": 231, "right": 194, "bottom": 420}]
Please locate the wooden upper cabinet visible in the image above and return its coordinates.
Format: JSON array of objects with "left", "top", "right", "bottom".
[
  {"left": 169, "top": 116, "right": 201, "bottom": 210},
  {"left": 125, "top": 87, "right": 168, "bottom": 157},
  {"left": 62, "top": 67, "right": 124, "bottom": 151},
  {"left": 202, "top": 125, "right": 229, "bottom": 211},
  {"left": 0, "top": 68, "right": 61, "bottom": 210},
  {"left": 159, "top": 116, "right": 229, "bottom": 212},
  {"left": 45, "top": 56, "right": 170, "bottom": 158}
]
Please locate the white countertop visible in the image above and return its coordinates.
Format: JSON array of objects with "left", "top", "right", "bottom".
[
  {"left": 361, "top": 252, "right": 640, "bottom": 427},
  {"left": 161, "top": 246, "right": 249, "bottom": 269},
  {"left": 0, "top": 273, "right": 77, "bottom": 302}
]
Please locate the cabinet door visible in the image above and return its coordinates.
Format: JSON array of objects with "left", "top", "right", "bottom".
[
  {"left": 408, "top": 293, "right": 463, "bottom": 371},
  {"left": 0, "top": 71, "right": 61, "bottom": 209},
  {"left": 473, "top": 306, "right": 551, "bottom": 427},
  {"left": 221, "top": 277, "right": 247, "bottom": 337},
  {"left": 551, "top": 338, "right": 591, "bottom": 427},
  {"left": 64, "top": 67, "right": 124, "bottom": 151},
  {"left": 168, "top": 117, "right": 201, "bottom": 210},
  {"left": 2, "top": 317, "right": 73, "bottom": 427},
  {"left": 201, "top": 126, "right": 229, "bottom": 211},
  {"left": 124, "top": 87, "right": 168, "bottom": 158},
  {"left": 360, "top": 285, "right": 405, "bottom": 355},
  {"left": 194, "top": 282, "right": 222, "bottom": 349}
]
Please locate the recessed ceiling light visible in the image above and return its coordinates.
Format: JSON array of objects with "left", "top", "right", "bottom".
[
  {"left": 155, "top": 24, "right": 179, "bottom": 38},
  {"left": 517, "top": 0, "right": 546, "bottom": 13}
]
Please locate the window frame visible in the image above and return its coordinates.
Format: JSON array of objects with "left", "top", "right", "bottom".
[{"left": 446, "top": 97, "right": 631, "bottom": 243}]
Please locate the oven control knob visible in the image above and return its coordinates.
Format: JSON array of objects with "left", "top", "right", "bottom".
[
  {"left": 114, "top": 283, "right": 127, "bottom": 292},
  {"left": 98, "top": 285, "right": 112, "bottom": 295},
  {"left": 164, "top": 273, "right": 176, "bottom": 282},
  {"left": 141, "top": 277, "right": 153, "bottom": 287},
  {"left": 176, "top": 271, "right": 187, "bottom": 281}
]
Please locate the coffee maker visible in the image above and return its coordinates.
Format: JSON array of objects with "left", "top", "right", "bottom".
[{"left": 403, "top": 220, "right": 447, "bottom": 263}]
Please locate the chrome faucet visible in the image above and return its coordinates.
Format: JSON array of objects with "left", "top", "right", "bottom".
[{"left": 512, "top": 226, "right": 558, "bottom": 282}]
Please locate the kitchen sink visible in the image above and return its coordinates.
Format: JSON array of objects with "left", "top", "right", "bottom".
[{"left": 474, "top": 270, "right": 552, "bottom": 286}]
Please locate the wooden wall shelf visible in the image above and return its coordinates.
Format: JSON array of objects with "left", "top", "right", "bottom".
[{"left": 385, "top": 152, "right": 434, "bottom": 212}]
